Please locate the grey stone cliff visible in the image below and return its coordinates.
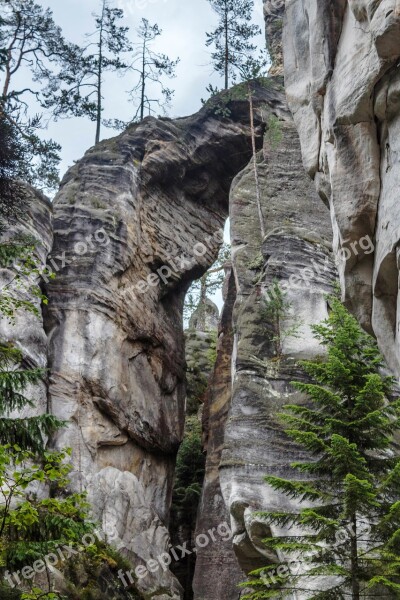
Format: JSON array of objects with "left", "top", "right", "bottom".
[
  {"left": 283, "top": 0, "right": 400, "bottom": 375},
  {"left": 42, "top": 85, "right": 275, "bottom": 599},
  {"left": 3, "top": 4, "right": 400, "bottom": 596}
]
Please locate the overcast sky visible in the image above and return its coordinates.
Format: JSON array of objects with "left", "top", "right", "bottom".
[{"left": 35, "top": 0, "right": 266, "bottom": 181}]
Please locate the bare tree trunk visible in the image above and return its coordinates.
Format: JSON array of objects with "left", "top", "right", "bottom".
[
  {"left": 248, "top": 83, "right": 265, "bottom": 239},
  {"left": 140, "top": 38, "right": 146, "bottom": 120},
  {"left": 224, "top": 8, "right": 229, "bottom": 90},
  {"left": 350, "top": 514, "right": 360, "bottom": 600},
  {"left": 198, "top": 274, "right": 207, "bottom": 331},
  {"left": 95, "top": 0, "right": 106, "bottom": 144}
]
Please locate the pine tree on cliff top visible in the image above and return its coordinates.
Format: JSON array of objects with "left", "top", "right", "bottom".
[
  {"left": 242, "top": 297, "right": 400, "bottom": 599},
  {"left": 206, "top": 0, "right": 261, "bottom": 89}
]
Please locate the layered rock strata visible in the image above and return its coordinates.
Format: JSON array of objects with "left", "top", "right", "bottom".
[
  {"left": 220, "top": 108, "right": 336, "bottom": 580},
  {"left": 43, "top": 83, "right": 280, "bottom": 599},
  {"left": 283, "top": 0, "right": 400, "bottom": 375}
]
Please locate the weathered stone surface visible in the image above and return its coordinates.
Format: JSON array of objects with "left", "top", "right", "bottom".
[
  {"left": 264, "top": 1, "right": 285, "bottom": 75},
  {"left": 188, "top": 299, "right": 219, "bottom": 332},
  {"left": 193, "top": 267, "right": 244, "bottom": 600},
  {"left": 44, "top": 82, "right": 281, "bottom": 597},
  {"left": 220, "top": 107, "right": 336, "bottom": 581},
  {"left": 283, "top": 0, "right": 400, "bottom": 375},
  {"left": 89, "top": 467, "right": 183, "bottom": 600},
  {"left": 0, "top": 188, "right": 52, "bottom": 425}
]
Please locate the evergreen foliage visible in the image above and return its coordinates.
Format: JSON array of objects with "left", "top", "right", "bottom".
[
  {"left": 258, "top": 280, "right": 301, "bottom": 358},
  {"left": 171, "top": 416, "right": 206, "bottom": 542},
  {"left": 184, "top": 243, "right": 230, "bottom": 328},
  {"left": 56, "top": 0, "right": 132, "bottom": 144},
  {"left": 243, "top": 297, "right": 400, "bottom": 599},
  {"left": 0, "top": 117, "right": 29, "bottom": 224},
  {"left": 206, "top": 0, "right": 264, "bottom": 89},
  {"left": 0, "top": 228, "right": 86, "bottom": 597},
  {"left": 170, "top": 416, "right": 205, "bottom": 598},
  {"left": 128, "top": 18, "right": 179, "bottom": 121},
  {"left": 0, "top": 240, "right": 62, "bottom": 453},
  {"left": 0, "top": 0, "right": 85, "bottom": 191}
]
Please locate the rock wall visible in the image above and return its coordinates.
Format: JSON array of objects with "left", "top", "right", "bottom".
[
  {"left": 42, "top": 84, "right": 277, "bottom": 599},
  {"left": 192, "top": 267, "right": 244, "bottom": 600},
  {"left": 221, "top": 112, "right": 336, "bottom": 582},
  {"left": 0, "top": 189, "right": 52, "bottom": 428},
  {"left": 283, "top": 0, "right": 400, "bottom": 375},
  {"left": 191, "top": 77, "right": 336, "bottom": 597},
  {"left": 264, "top": 0, "right": 285, "bottom": 74}
]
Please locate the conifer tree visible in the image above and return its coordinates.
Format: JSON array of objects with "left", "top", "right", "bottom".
[
  {"left": 0, "top": 0, "right": 85, "bottom": 191},
  {"left": 206, "top": 0, "right": 261, "bottom": 89},
  {"left": 56, "top": 0, "right": 132, "bottom": 145},
  {"left": 83, "top": 0, "right": 132, "bottom": 144},
  {"left": 243, "top": 297, "right": 400, "bottom": 599},
  {"left": 0, "top": 240, "right": 62, "bottom": 453},
  {"left": 0, "top": 237, "right": 92, "bottom": 598},
  {"left": 0, "top": 117, "right": 28, "bottom": 224},
  {"left": 128, "top": 18, "right": 179, "bottom": 121},
  {"left": 184, "top": 242, "right": 230, "bottom": 328}
]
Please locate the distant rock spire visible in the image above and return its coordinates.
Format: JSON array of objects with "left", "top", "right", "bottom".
[{"left": 189, "top": 298, "right": 219, "bottom": 332}]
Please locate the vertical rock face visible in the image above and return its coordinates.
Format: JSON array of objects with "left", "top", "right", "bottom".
[
  {"left": 0, "top": 189, "right": 52, "bottom": 425},
  {"left": 283, "top": 0, "right": 400, "bottom": 375},
  {"left": 192, "top": 267, "right": 244, "bottom": 600},
  {"left": 192, "top": 80, "right": 336, "bottom": 597},
  {"left": 264, "top": 1, "right": 285, "bottom": 74},
  {"left": 220, "top": 92, "right": 336, "bottom": 580},
  {"left": 43, "top": 89, "right": 274, "bottom": 598}
]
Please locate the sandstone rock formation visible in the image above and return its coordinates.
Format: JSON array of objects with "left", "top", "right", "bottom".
[
  {"left": 192, "top": 81, "right": 336, "bottom": 598},
  {"left": 0, "top": 188, "right": 52, "bottom": 428},
  {"left": 43, "top": 83, "right": 279, "bottom": 598},
  {"left": 7, "top": 3, "right": 398, "bottom": 593},
  {"left": 192, "top": 267, "right": 245, "bottom": 600},
  {"left": 263, "top": 0, "right": 285, "bottom": 75},
  {"left": 221, "top": 105, "right": 336, "bottom": 580},
  {"left": 283, "top": 0, "right": 400, "bottom": 375},
  {"left": 188, "top": 299, "right": 219, "bottom": 332}
]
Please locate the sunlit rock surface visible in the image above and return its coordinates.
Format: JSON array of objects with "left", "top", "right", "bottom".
[{"left": 283, "top": 0, "right": 400, "bottom": 375}]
